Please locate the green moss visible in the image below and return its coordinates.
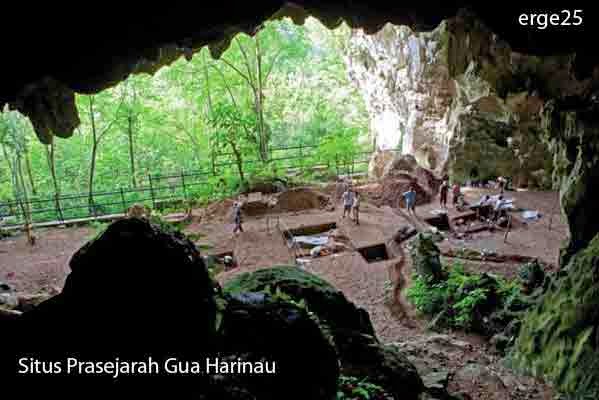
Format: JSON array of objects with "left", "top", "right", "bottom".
[
  {"left": 512, "top": 234, "right": 599, "bottom": 398},
  {"left": 224, "top": 266, "right": 376, "bottom": 338}
]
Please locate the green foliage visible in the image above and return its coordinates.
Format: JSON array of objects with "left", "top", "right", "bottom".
[
  {"left": 0, "top": 18, "right": 369, "bottom": 223},
  {"left": 337, "top": 376, "right": 392, "bottom": 400},
  {"left": 87, "top": 221, "right": 109, "bottom": 241},
  {"left": 407, "top": 262, "right": 516, "bottom": 330}
]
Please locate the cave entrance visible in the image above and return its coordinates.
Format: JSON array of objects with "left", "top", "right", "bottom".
[{"left": 358, "top": 243, "right": 389, "bottom": 263}]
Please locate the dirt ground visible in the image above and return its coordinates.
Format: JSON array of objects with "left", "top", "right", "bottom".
[
  {"left": 0, "top": 185, "right": 567, "bottom": 399},
  {"left": 0, "top": 226, "right": 93, "bottom": 293}
]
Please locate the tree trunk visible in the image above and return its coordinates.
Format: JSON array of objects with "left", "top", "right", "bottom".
[
  {"left": 127, "top": 114, "right": 137, "bottom": 187},
  {"left": 24, "top": 151, "right": 37, "bottom": 195},
  {"left": 15, "top": 154, "right": 34, "bottom": 245},
  {"left": 88, "top": 143, "right": 97, "bottom": 212},
  {"left": 45, "top": 141, "right": 63, "bottom": 220},
  {"left": 255, "top": 37, "right": 268, "bottom": 162},
  {"left": 229, "top": 138, "right": 245, "bottom": 183},
  {"left": 2, "top": 144, "right": 18, "bottom": 215},
  {"left": 88, "top": 96, "right": 98, "bottom": 211}
]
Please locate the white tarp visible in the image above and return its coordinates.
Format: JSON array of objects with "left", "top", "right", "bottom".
[
  {"left": 294, "top": 235, "right": 329, "bottom": 247},
  {"left": 522, "top": 210, "right": 542, "bottom": 220}
]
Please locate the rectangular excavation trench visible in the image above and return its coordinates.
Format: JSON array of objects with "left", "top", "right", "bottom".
[
  {"left": 358, "top": 243, "right": 390, "bottom": 264},
  {"left": 283, "top": 222, "right": 337, "bottom": 249},
  {"left": 282, "top": 222, "right": 341, "bottom": 263}
]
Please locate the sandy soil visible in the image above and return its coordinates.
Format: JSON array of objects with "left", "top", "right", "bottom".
[{"left": 0, "top": 226, "right": 93, "bottom": 294}]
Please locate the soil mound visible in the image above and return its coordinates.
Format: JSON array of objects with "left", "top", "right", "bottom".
[
  {"left": 241, "top": 199, "right": 271, "bottom": 216},
  {"left": 274, "top": 188, "right": 331, "bottom": 212},
  {"left": 374, "top": 154, "right": 441, "bottom": 208},
  {"left": 244, "top": 179, "right": 287, "bottom": 195},
  {"left": 380, "top": 179, "right": 432, "bottom": 208},
  {"left": 204, "top": 198, "right": 236, "bottom": 220}
]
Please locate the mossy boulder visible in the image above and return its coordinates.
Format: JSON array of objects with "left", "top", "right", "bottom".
[
  {"left": 409, "top": 232, "right": 444, "bottom": 283},
  {"left": 224, "top": 266, "right": 375, "bottom": 337},
  {"left": 336, "top": 330, "right": 424, "bottom": 399},
  {"left": 541, "top": 99, "right": 599, "bottom": 266},
  {"left": 518, "top": 259, "right": 546, "bottom": 294},
  {"left": 512, "top": 233, "right": 599, "bottom": 397},
  {"left": 224, "top": 266, "right": 424, "bottom": 400},
  {"left": 219, "top": 292, "right": 340, "bottom": 400}
]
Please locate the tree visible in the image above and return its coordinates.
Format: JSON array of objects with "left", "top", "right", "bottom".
[
  {"left": 208, "top": 102, "right": 258, "bottom": 185},
  {"left": 44, "top": 137, "right": 63, "bottom": 220},
  {"left": 215, "top": 20, "right": 309, "bottom": 162},
  {"left": 78, "top": 88, "right": 126, "bottom": 213},
  {"left": 0, "top": 111, "right": 35, "bottom": 244}
]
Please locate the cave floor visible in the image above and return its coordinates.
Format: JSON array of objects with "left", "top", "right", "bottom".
[{"left": 0, "top": 186, "right": 566, "bottom": 399}]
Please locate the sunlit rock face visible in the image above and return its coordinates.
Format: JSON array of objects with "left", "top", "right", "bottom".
[
  {"left": 347, "top": 10, "right": 593, "bottom": 188},
  {"left": 346, "top": 23, "right": 452, "bottom": 165}
]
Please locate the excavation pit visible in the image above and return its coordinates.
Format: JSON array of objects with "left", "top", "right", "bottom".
[
  {"left": 358, "top": 243, "right": 389, "bottom": 264},
  {"left": 283, "top": 222, "right": 337, "bottom": 249}
]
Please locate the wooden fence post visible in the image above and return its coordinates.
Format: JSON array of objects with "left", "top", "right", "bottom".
[
  {"left": 299, "top": 142, "right": 303, "bottom": 175},
  {"left": 90, "top": 194, "right": 98, "bottom": 218},
  {"left": 181, "top": 171, "right": 188, "bottom": 200},
  {"left": 57, "top": 193, "right": 64, "bottom": 222},
  {"left": 211, "top": 148, "right": 216, "bottom": 176},
  {"left": 120, "top": 188, "right": 127, "bottom": 213},
  {"left": 149, "top": 174, "right": 156, "bottom": 209}
]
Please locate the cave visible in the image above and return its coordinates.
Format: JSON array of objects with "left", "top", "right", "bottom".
[
  {"left": 1, "top": 2, "right": 599, "bottom": 399},
  {"left": 358, "top": 243, "right": 389, "bottom": 263}
]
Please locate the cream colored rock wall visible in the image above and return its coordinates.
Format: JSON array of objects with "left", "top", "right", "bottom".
[{"left": 347, "top": 10, "right": 591, "bottom": 188}]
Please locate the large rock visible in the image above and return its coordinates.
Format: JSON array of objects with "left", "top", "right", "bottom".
[
  {"left": 368, "top": 149, "right": 396, "bottom": 180},
  {"left": 409, "top": 232, "right": 444, "bottom": 282},
  {"left": 375, "top": 154, "right": 441, "bottom": 208},
  {"left": 0, "top": 281, "right": 18, "bottom": 309},
  {"left": 337, "top": 330, "right": 424, "bottom": 399},
  {"left": 4, "top": 218, "right": 219, "bottom": 395},
  {"left": 224, "top": 266, "right": 376, "bottom": 340},
  {"left": 224, "top": 266, "right": 424, "bottom": 399},
  {"left": 346, "top": 10, "right": 597, "bottom": 186},
  {"left": 513, "top": 233, "right": 599, "bottom": 398},
  {"left": 541, "top": 98, "right": 599, "bottom": 265},
  {"left": 219, "top": 292, "right": 340, "bottom": 400}
]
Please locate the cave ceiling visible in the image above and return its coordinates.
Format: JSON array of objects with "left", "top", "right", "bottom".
[{"left": 2, "top": 1, "right": 596, "bottom": 143}]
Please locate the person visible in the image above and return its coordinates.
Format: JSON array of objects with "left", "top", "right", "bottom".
[
  {"left": 439, "top": 180, "right": 449, "bottom": 209},
  {"left": 232, "top": 202, "right": 244, "bottom": 234},
  {"left": 493, "top": 195, "right": 506, "bottom": 221},
  {"left": 352, "top": 191, "right": 361, "bottom": 225},
  {"left": 472, "top": 194, "right": 491, "bottom": 219},
  {"left": 498, "top": 176, "right": 506, "bottom": 194},
  {"left": 402, "top": 186, "right": 417, "bottom": 214},
  {"left": 341, "top": 187, "right": 355, "bottom": 219},
  {"left": 451, "top": 182, "right": 461, "bottom": 207}
]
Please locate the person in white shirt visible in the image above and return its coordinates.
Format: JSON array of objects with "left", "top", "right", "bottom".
[
  {"left": 493, "top": 195, "right": 506, "bottom": 220},
  {"left": 341, "top": 189, "right": 355, "bottom": 219},
  {"left": 471, "top": 194, "right": 491, "bottom": 219},
  {"left": 352, "top": 192, "right": 361, "bottom": 225}
]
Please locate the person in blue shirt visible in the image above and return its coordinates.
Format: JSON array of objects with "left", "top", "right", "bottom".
[{"left": 402, "top": 186, "right": 417, "bottom": 214}]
